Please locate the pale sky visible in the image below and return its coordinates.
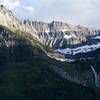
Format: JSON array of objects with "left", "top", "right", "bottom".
[{"left": 0, "top": 0, "right": 100, "bottom": 29}]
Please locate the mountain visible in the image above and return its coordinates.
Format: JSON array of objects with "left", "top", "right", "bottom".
[
  {"left": 0, "top": 5, "right": 100, "bottom": 100},
  {"left": 24, "top": 20, "right": 100, "bottom": 56},
  {"left": 24, "top": 20, "right": 97, "bottom": 48}
]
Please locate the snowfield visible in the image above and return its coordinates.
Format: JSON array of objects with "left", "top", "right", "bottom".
[{"left": 56, "top": 43, "right": 100, "bottom": 55}]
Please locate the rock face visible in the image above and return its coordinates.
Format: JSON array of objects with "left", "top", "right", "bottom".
[
  {"left": 0, "top": 5, "right": 38, "bottom": 40},
  {"left": 0, "top": 26, "right": 20, "bottom": 47},
  {"left": 24, "top": 20, "right": 99, "bottom": 49}
]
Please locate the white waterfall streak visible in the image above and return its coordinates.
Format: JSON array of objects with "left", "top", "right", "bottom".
[{"left": 91, "top": 65, "right": 100, "bottom": 87}]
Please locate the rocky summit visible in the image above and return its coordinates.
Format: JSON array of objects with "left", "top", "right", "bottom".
[{"left": 24, "top": 20, "right": 99, "bottom": 48}]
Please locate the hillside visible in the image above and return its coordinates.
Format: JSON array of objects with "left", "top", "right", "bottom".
[{"left": 0, "top": 59, "right": 100, "bottom": 100}]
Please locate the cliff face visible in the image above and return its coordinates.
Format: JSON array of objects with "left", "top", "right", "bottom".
[
  {"left": 24, "top": 20, "right": 99, "bottom": 49},
  {"left": 0, "top": 5, "right": 39, "bottom": 40}
]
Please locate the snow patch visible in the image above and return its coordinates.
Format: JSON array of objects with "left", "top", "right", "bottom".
[
  {"left": 47, "top": 54, "right": 75, "bottom": 62},
  {"left": 93, "top": 36, "right": 100, "bottom": 39},
  {"left": 64, "top": 35, "right": 72, "bottom": 39},
  {"left": 56, "top": 43, "right": 100, "bottom": 55}
]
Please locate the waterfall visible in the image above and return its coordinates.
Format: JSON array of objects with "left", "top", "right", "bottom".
[{"left": 91, "top": 65, "right": 100, "bottom": 88}]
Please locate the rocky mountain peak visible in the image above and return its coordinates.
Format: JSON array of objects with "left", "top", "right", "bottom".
[
  {"left": 23, "top": 20, "right": 99, "bottom": 49},
  {"left": 0, "top": 5, "right": 39, "bottom": 39},
  {"left": 0, "top": 5, "right": 22, "bottom": 32},
  {"left": 0, "top": 5, "right": 11, "bottom": 13}
]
